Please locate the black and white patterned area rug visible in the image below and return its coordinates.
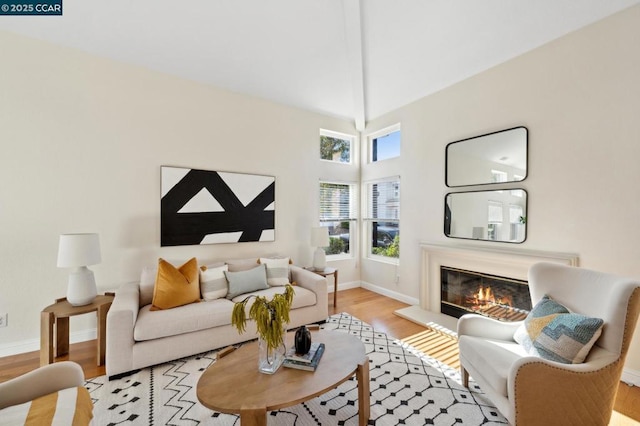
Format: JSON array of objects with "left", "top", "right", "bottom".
[{"left": 87, "top": 313, "right": 507, "bottom": 425}]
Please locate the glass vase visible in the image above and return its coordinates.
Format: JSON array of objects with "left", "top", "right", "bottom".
[{"left": 258, "top": 334, "right": 285, "bottom": 374}]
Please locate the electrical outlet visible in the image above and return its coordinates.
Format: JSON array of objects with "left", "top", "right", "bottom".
[{"left": 0, "top": 313, "right": 7, "bottom": 328}]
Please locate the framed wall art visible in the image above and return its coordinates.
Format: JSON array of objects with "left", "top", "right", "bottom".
[{"left": 161, "top": 166, "right": 275, "bottom": 246}]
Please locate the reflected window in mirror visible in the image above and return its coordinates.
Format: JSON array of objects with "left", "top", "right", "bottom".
[
  {"left": 487, "top": 200, "right": 503, "bottom": 241},
  {"left": 446, "top": 126, "right": 528, "bottom": 187},
  {"left": 445, "top": 189, "right": 527, "bottom": 243},
  {"left": 509, "top": 204, "right": 524, "bottom": 241},
  {"left": 491, "top": 170, "right": 508, "bottom": 183}
]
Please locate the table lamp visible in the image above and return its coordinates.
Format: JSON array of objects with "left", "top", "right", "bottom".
[
  {"left": 57, "top": 233, "right": 101, "bottom": 306},
  {"left": 310, "top": 227, "right": 330, "bottom": 271}
]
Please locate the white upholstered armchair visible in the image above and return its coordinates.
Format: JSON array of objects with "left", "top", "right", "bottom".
[
  {"left": 458, "top": 262, "right": 640, "bottom": 426},
  {"left": 0, "top": 361, "right": 93, "bottom": 425}
]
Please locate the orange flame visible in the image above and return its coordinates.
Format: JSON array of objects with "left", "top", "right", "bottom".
[{"left": 474, "top": 286, "right": 512, "bottom": 307}]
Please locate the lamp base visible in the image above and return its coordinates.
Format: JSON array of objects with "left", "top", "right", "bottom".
[
  {"left": 312, "top": 247, "right": 326, "bottom": 271},
  {"left": 67, "top": 266, "right": 98, "bottom": 306}
]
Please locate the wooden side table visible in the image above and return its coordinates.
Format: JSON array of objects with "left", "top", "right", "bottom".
[
  {"left": 40, "top": 293, "right": 115, "bottom": 367},
  {"left": 305, "top": 267, "right": 338, "bottom": 306}
]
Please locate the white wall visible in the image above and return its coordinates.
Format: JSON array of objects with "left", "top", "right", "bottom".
[
  {"left": 362, "top": 5, "right": 640, "bottom": 372},
  {"left": 0, "top": 30, "right": 355, "bottom": 353}
]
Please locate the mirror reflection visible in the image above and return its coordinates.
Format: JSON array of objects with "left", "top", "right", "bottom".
[
  {"left": 446, "top": 126, "right": 527, "bottom": 187},
  {"left": 445, "top": 189, "right": 527, "bottom": 243}
]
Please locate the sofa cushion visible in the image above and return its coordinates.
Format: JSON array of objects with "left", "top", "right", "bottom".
[
  {"left": 135, "top": 285, "right": 317, "bottom": 342},
  {"left": 224, "top": 264, "right": 269, "bottom": 299},
  {"left": 135, "top": 298, "right": 235, "bottom": 341},
  {"left": 231, "top": 285, "right": 317, "bottom": 310},
  {"left": 259, "top": 257, "right": 290, "bottom": 286},
  {"left": 514, "top": 294, "right": 604, "bottom": 364},
  {"left": 200, "top": 264, "right": 228, "bottom": 301},
  {"left": 458, "top": 335, "right": 528, "bottom": 398},
  {"left": 150, "top": 258, "right": 200, "bottom": 311}
]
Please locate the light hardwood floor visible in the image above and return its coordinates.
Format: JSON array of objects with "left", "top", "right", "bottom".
[{"left": 1, "top": 287, "right": 638, "bottom": 424}]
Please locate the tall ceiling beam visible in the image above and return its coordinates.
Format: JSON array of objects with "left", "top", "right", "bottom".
[{"left": 342, "top": 0, "right": 366, "bottom": 131}]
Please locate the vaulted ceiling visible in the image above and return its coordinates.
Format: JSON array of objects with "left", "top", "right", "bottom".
[{"left": 1, "top": 0, "right": 638, "bottom": 129}]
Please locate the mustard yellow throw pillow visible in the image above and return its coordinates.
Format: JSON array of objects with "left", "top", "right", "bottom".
[{"left": 150, "top": 257, "right": 200, "bottom": 310}]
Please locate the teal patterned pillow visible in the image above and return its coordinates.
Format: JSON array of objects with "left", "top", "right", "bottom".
[{"left": 513, "top": 295, "right": 604, "bottom": 364}]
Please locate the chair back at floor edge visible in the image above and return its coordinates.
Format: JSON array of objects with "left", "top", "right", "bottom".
[
  {"left": 514, "top": 285, "right": 640, "bottom": 426},
  {"left": 458, "top": 262, "right": 640, "bottom": 426}
]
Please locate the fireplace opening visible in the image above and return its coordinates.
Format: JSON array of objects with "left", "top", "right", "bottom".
[{"left": 440, "top": 266, "right": 532, "bottom": 321}]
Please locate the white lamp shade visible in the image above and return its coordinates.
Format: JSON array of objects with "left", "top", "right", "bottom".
[
  {"left": 57, "top": 233, "right": 101, "bottom": 306},
  {"left": 310, "top": 227, "right": 330, "bottom": 247},
  {"left": 57, "top": 233, "right": 102, "bottom": 268}
]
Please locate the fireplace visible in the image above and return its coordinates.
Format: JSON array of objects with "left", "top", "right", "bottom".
[
  {"left": 394, "top": 243, "right": 579, "bottom": 328},
  {"left": 440, "top": 266, "right": 531, "bottom": 321}
]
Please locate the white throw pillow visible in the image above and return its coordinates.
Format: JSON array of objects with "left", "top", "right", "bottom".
[
  {"left": 200, "top": 264, "right": 229, "bottom": 301},
  {"left": 259, "top": 257, "right": 291, "bottom": 286}
]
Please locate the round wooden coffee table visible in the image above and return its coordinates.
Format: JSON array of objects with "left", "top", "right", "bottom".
[{"left": 197, "top": 330, "right": 370, "bottom": 426}]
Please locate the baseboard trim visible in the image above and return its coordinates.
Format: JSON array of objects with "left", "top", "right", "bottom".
[
  {"left": 0, "top": 329, "right": 97, "bottom": 358},
  {"left": 332, "top": 280, "right": 360, "bottom": 292},
  {"left": 360, "top": 281, "right": 420, "bottom": 305},
  {"left": 621, "top": 368, "right": 640, "bottom": 387}
]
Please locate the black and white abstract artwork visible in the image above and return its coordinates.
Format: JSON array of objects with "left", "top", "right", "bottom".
[{"left": 160, "top": 166, "right": 275, "bottom": 246}]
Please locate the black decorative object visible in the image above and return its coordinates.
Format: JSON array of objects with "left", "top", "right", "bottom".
[
  {"left": 161, "top": 166, "right": 275, "bottom": 246},
  {"left": 294, "top": 325, "right": 312, "bottom": 355}
]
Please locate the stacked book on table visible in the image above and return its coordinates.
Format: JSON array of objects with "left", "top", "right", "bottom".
[{"left": 283, "top": 342, "right": 325, "bottom": 371}]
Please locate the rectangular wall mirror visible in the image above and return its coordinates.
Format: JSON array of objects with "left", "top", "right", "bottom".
[
  {"left": 446, "top": 126, "right": 528, "bottom": 187},
  {"left": 445, "top": 189, "right": 527, "bottom": 243}
]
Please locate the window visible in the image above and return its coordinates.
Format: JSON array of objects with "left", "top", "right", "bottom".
[
  {"left": 509, "top": 204, "right": 524, "bottom": 241},
  {"left": 369, "top": 125, "right": 401, "bottom": 163},
  {"left": 491, "top": 170, "right": 508, "bottom": 183},
  {"left": 320, "top": 130, "right": 353, "bottom": 164},
  {"left": 487, "top": 200, "right": 503, "bottom": 241},
  {"left": 319, "top": 182, "right": 357, "bottom": 256},
  {"left": 365, "top": 178, "right": 400, "bottom": 260}
]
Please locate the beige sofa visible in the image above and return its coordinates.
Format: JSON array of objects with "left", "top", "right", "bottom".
[{"left": 106, "top": 258, "right": 328, "bottom": 378}]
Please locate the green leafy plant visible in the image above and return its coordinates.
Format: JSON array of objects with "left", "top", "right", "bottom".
[
  {"left": 326, "top": 236, "right": 345, "bottom": 255},
  {"left": 231, "top": 284, "right": 295, "bottom": 351},
  {"left": 320, "top": 136, "right": 350, "bottom": 162},
  {"left": 372, "top": 235, "right": 400, "bottom": 258}
]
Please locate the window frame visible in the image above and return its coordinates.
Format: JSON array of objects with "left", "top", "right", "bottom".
[
  {"left": 363, "top": 177, "right": 400, "bottom": 264},
  {"left": 319, "top": 129, "right": 355, "bottom": 165},
  {"left": 366, "top": 124, "right": 401, "bottom": 164},
  {"left": 319, "top": 180, "right": 358, "bottom": 260}
]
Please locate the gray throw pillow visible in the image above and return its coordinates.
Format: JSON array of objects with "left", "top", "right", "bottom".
[{"left": 224, "top": 263, "right": 269, "bottom": 299}]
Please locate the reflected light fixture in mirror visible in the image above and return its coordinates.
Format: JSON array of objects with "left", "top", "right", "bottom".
[
  {"left": 445, "top": 189, "right": 527, "bottom": 243},
  {"left": 446, "top": 126, "right": 528, "bottom": 187}
]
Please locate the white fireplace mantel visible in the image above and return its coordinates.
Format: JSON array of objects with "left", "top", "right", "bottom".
[
  {"left": 418, "top": 242, "right": 579, "bottom": 313},
  {"left": 395, "top": 242, "right": 579, "bottom": 332}
]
